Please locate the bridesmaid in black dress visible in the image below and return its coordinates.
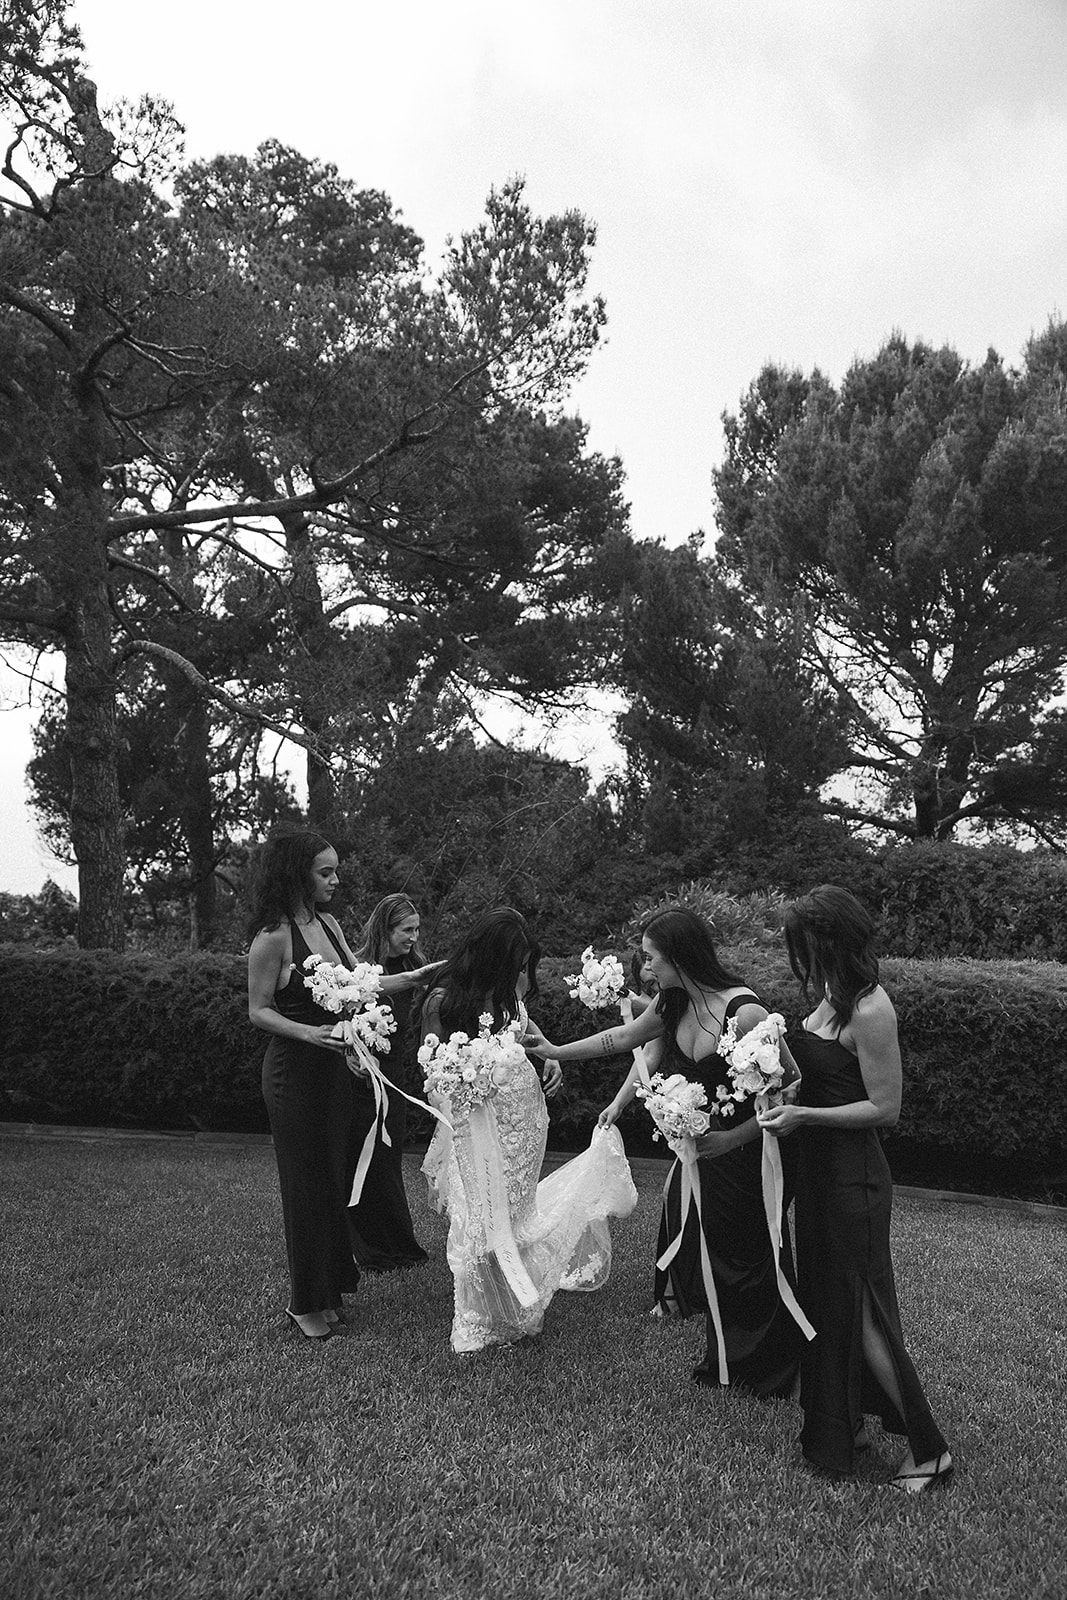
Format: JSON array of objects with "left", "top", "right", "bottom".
[
  {"left": 759, "top": 885, "right": 953, "bottom": 1492},
  {"left": 247, "top": 829, "right": 361, "bottom": 1341},
  {"left": 543, "top": 908, "right": 804, "bottom": 1399},
  {"left": 345, "top": 895, "right": 441, "bottom": 1270}
]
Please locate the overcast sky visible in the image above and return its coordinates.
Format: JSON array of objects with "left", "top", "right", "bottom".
[{"left": 3, "top": 0, "right": 1067, "bottom": 892}]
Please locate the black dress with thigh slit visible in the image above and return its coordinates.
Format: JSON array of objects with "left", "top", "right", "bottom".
[
  {"left": 261, "top": 919, "right": 361, "bottom": 1315},
  {"left": 653, "top": 993, "right": 804, "bottom": 1399},
  {"left": 789, "top": 1027, "right": 949, "bottom": 1474},
  {"left": 345, "top": 958, "right": 428, "bottom": 1270}
]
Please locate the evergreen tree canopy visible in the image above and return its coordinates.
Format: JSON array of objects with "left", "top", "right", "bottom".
[
  {"left": 713, "top": 328, "right": 1067, "bottom": 843},
  {"left": 0, "top": 2, "right": 632, "bottom": 945}
]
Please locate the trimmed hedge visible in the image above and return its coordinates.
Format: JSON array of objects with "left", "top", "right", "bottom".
[
  {"left": 0, "top": 949, "right": 268, "bottom": 1133},
  {"left": 2, "top": 946, "right": 1065, "bottom": 1188},
  {"left": 861, "top": 842, "right": 1067, "bottom": 962},
  {"left": 623, "top": 846, "right": 1067, "bottom": 963},
  {"left": 531, "top": 954, "right": 1067, "bottom": 1186}
]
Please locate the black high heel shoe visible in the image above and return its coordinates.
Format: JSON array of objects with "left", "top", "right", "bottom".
[
  {"left": 285, "top": 1309, "right": 333, "bottom": 1342},
  {"left": 891, "top": 1452, "right": 954, "bottom": 1493}
]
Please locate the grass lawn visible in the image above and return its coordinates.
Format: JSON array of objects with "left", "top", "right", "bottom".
[{"left": 2, "top": 1137, "right": 1065, "bottom": 1600}]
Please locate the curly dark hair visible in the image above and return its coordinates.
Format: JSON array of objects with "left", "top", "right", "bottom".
[
  {"left": 354, "top": 894, "right": 427, "bottom": 968},
  {"left": 784, "top": 884, "right": 879, "bottom": 1027},
  {"left": 246, "top": 828, "right": 335, "bottom": 939},
  {"left": 641, "top": 907, "right": 746, "bottom": 1038},
  {"left": 429, "top": 907, "right": 540, "bottom": 1036}
]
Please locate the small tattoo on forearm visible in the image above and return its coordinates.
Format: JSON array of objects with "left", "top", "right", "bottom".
[{"left": 599, "top": 1032, "right": 615, "bottom": 1058}]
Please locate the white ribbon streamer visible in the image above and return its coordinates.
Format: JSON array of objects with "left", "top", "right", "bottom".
[
  {"left": 626, "top": 996, "right": 812, "bottom": 1375},
  {"left": 466, "top": 1101, "right": 541, "bottom": 1309},
  {"left": 619, "top": 999, "right": 732, "bottom": 1376},
  {"left": 346, "top": 1041, "right": 452, "bottom": 1207},
  {"left": 656, "top": 1134, "right": 730, "bottom": 1384},
  {"left": 756, "top": 1089, "right": 817, "bottom": 1345}
]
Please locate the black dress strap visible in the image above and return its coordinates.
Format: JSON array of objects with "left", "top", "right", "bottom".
[
  {"left": 721, "top": 989, "right": 763, "bottom": 1023},
  {"left": 319, "top": 917, "right": 350, "bottom": 965}
]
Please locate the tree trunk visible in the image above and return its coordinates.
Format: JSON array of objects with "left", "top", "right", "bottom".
[
  {"left": 176, "top": 691, "right": 219, "bottom": 950},
  {"left": 160, "top": 531, "right": 220, "bottom": 950},
  {"left": 58, "top": 377, "right": 126, "bottom": 949},
  {"left": 64, "top": 591, "right": 126, "bottom": 950},
  {"left": 283, "top": 512, "right": 339, "bottom": 832}
]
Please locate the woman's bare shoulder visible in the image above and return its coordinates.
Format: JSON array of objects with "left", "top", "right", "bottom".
[
  {"left": 853, "top": 985, "right": 896, "bottom": 1020},
  {"left": 848, "top": 986, "right": 899, "bottom": 1045},
  {"left": 249, "top": 922, "right": 289, "bottom": 956}
]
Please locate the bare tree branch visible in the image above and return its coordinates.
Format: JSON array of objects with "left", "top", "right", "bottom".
[
  {"left": 115, "top": 639, "right": 322, "bottom": 753},
  {"left": 0, "top": 284, "right": 73, "bottom": 349},
  {"left": 107, "top": 554, "right": 197, "bottom": 611}
]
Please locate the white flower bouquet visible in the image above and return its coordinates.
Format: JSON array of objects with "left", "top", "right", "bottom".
[
  {"left": 418, "top": 1012, "right": 529, "bottom": 1116},
  {"left": 714, "top": 1012, "right": 794, "bottom": 1116},
  {"left": 565, "top": 946, "right": 626, "bottom": 1011},
  {"left": 302, "top": 953, "right": 396, "bottom": 1058},
  {"left": 635, "top": 1071, "right": 712, "bottom": 1145}
]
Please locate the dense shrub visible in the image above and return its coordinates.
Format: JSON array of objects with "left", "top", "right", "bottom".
[
  {"left": 622, "top": 883, "right": 787, "bottom": 948},
  {"left": 0, "top": 882, "right": 78, "bottom": 946},
  {"left": 0, "top": 947, "right": 267, "bottom": 1133},
  {"left": 868, "top": 842, "right": 1067, "bottom": 961},
  {"left": 645, "top": 844, "right": 1067, "bottom": 963},
  {"left": 2, "top": 945, "right": 1065, "bottom": 1190},
  {"left": 519, "top": 953, "right": 1067, "bottom": 1189}
]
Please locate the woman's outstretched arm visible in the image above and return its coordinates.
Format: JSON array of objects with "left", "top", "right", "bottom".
[
  {"left": 529, "top": 1002, "right": 665, "bottom": 1064},
  {"left": 598, "top": 1033, "right": 664, "bottom": 1126}
]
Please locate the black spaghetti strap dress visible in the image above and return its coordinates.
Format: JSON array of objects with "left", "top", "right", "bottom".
[
  {"left": 261, "top": 919, "right": 361, "bottom": 1315},
  {"left": 789, "top": 1026, "right": 949, "bottom": 1474},
  {"left": 654, "top": 992, "right": 803, "bottom": 1398},
  {"left": 346, "top": 958, "right": 429, "bottom": 1270}
]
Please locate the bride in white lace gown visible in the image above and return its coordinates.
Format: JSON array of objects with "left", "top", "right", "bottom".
[{"left": 421, "top": 909, "right": 637, "bottom": 1354}]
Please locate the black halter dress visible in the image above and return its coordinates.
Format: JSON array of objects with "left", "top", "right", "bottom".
[
  {"left": 788, "top": 1025, "right": 949, "bottom": 1473},
  {"left": 261, "top": 919, "right": 361, "bottom": 1315}
]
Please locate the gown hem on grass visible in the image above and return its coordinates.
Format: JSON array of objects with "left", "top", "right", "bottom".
[{"left": 422, "top": 1004, "right": 637, "bottom": 1354}]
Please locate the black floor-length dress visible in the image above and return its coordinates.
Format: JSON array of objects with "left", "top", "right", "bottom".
[
  {"left": 789, "top": 1027, "right": 949, "bottom": 1474},
  {"left": 261, "top": 919, "right": 361, "bottom": 1315},
  {"left": 346, "top": 958, "right": 428, "bottom": 1270},
  {"left": 654, "top": 993, "right": 803, "bottom": 1398}
]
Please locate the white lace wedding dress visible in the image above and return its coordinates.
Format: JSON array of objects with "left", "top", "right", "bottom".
[{"left": 422, "top": 1021, "right": 637, "bottom": 1354}]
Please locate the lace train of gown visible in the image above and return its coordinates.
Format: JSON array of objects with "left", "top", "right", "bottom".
[{"left": 422, "top": 1051, "right": 637, "bottom": 1354}]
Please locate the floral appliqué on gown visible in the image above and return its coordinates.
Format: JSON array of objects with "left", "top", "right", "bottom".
[{"left": 422, "top": 1007, "right": 637, "bottom": 1353}]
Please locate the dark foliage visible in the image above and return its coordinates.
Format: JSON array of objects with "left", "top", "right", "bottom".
[{"left": 3, "top": 947, "right": 1064, "bottom": 1201}]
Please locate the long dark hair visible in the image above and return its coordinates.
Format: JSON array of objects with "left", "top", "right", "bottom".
[
  {"left": 641, "top": 908, "right": 744, "bottom": 1037},
  {"left": 355, "top": 894, "right": 426, "bottom": 968},
  {"left": 246, "top": 828, "right": 334, "bottom": 939},
  {"left": 784, "top": 885, "right": 879, "bottom": 1027},
  {"left": 430, "top": 908, "right": 540, "bottom": 1036}
]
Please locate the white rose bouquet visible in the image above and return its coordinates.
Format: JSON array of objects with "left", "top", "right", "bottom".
[
  {"left": 714, "top": 1012, "right": 794, "bottom": 1116},
  {"left": 635, "top": 1071, "right": 712, "bottom": 1146},
  {"left": 418, "top": 1012, "right": 528, "bottom": 1116},
  {"left": 565, "top": 946, "right": 627, "bottom": 1011},
  {"left": 302, "top": 953, "right": 396, "bottom": 1060}
]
